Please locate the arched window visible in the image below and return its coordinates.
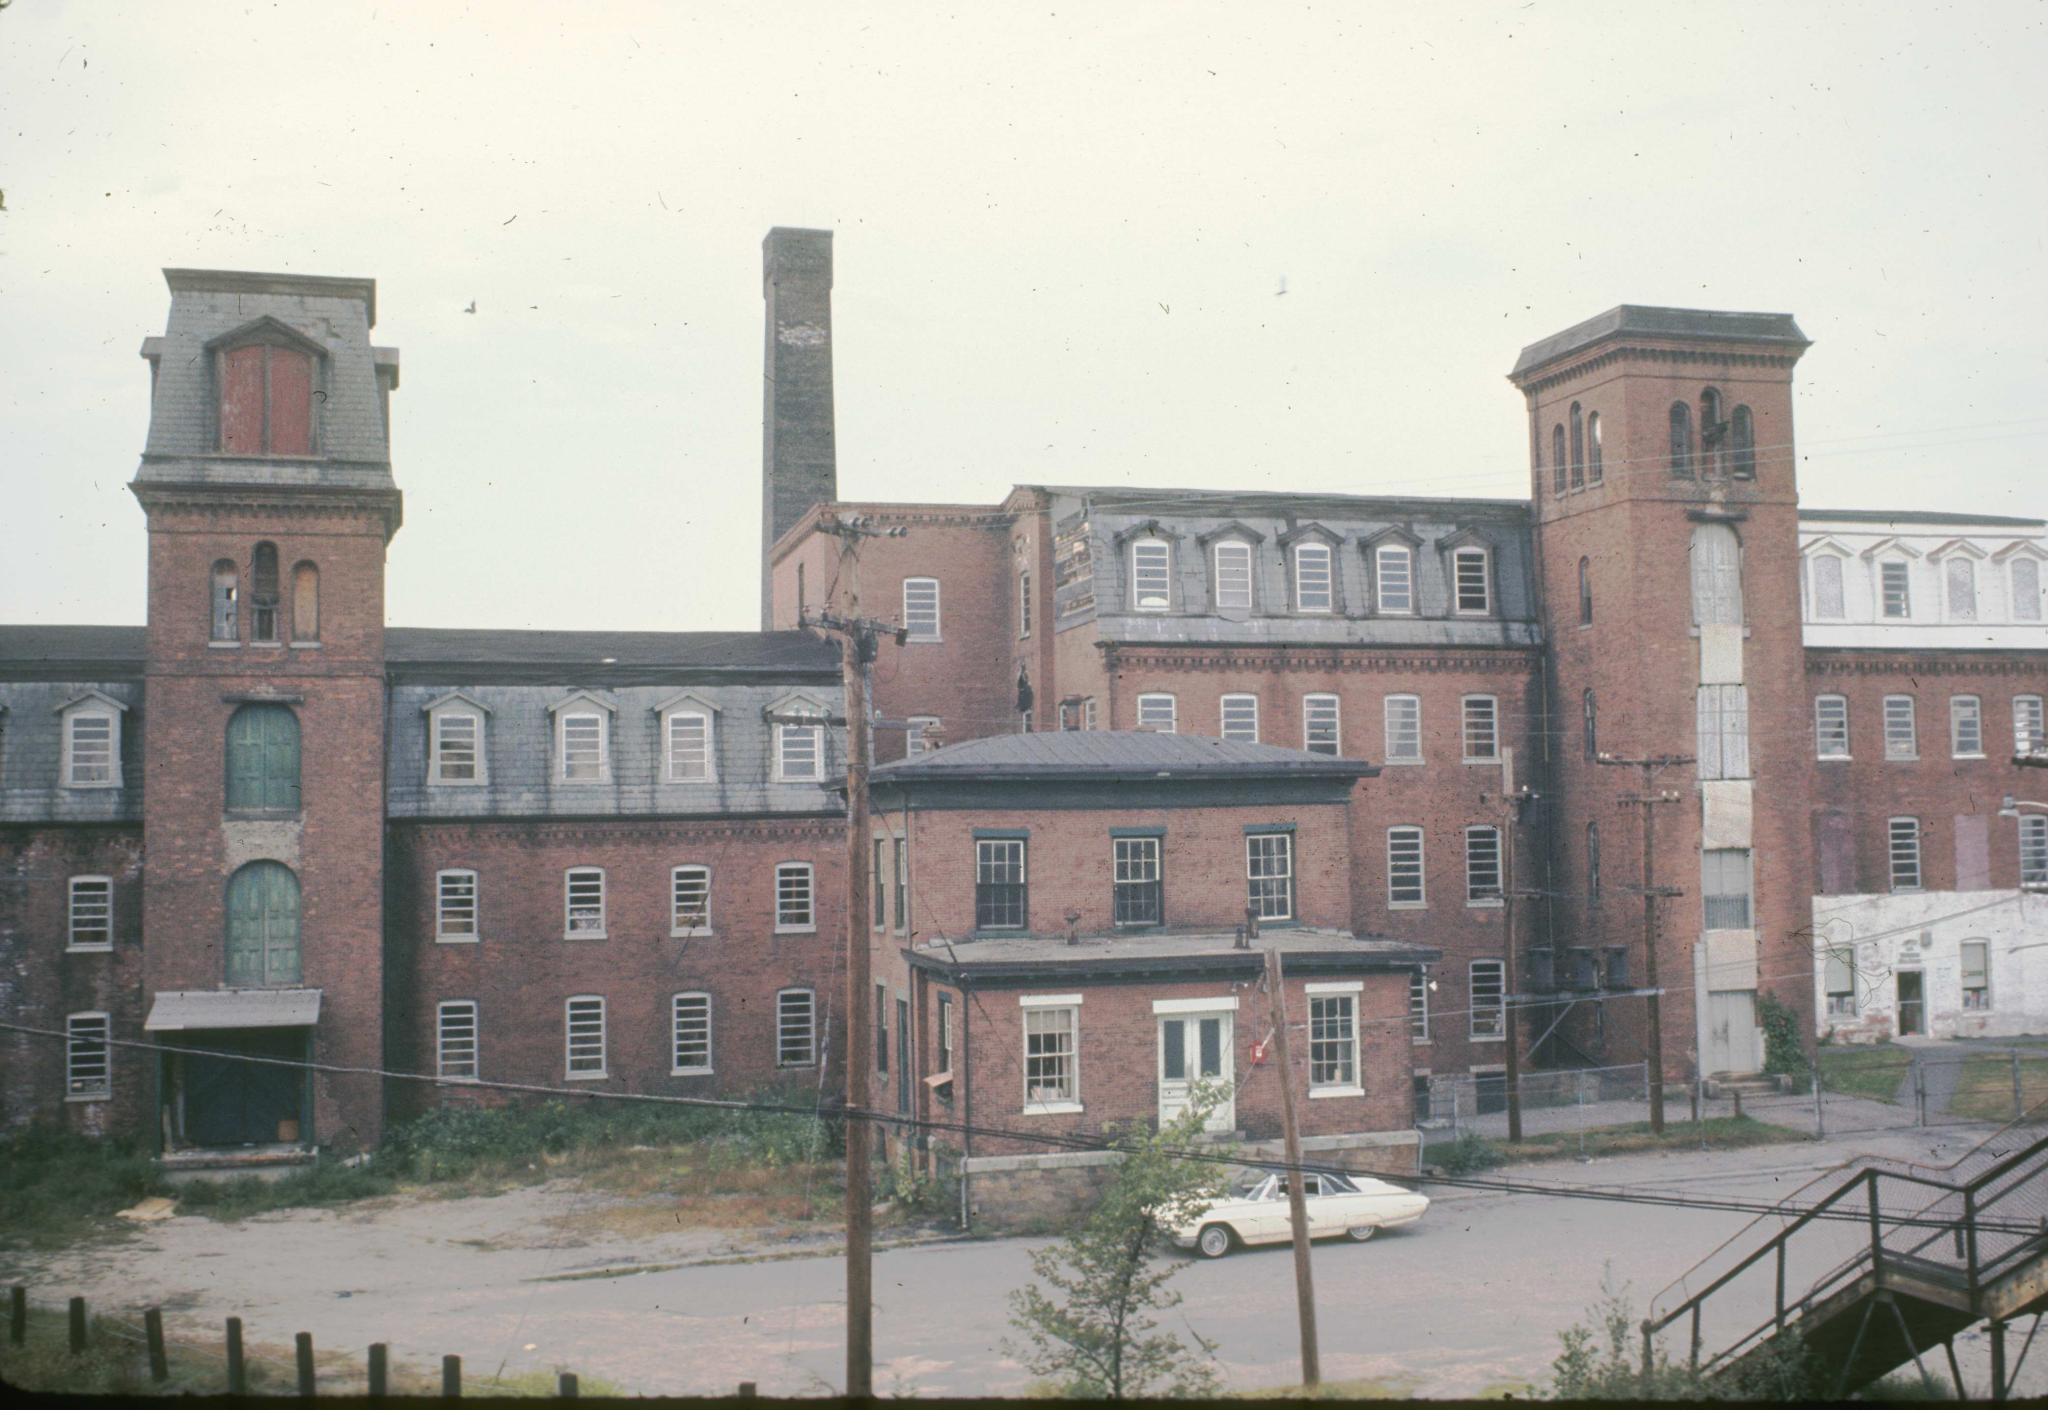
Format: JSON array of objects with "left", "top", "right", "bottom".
[
  {"left": 251, "top": 542, "right": 280, "bottom": 642},
  {"left": 225, "top": 861, "right": 301, "bottom": 987},
  {"left": 1569, "top": 403, "right": 1585, "bottom": 489},
  {"left": 1690, "top": 523, "right": 1744, "bottom": 626},
  {"left": 1583, "top": 689, "right": 1598, "bottom": 761},
  {"left": 211, "top": 559, "right": 239, "bottom": 642},
  {"left": 1578, "top": 557, "right": 1593, "bottom": 625},
  {"left": 1587, "top": 412, "right": 1603, "bottom": 484},
  {"left": 1551, "top": 425, "right": 1567, "bottom": 495},
  {"left": 1669, "top": 402, "right": 1694, "bottom": 478},
  {"left": 1700, "top": 388, "right": 1725, "bottom": 477},
  {"left": 291, "top": 562, "right": 319, "bottom": 642},
  {"left": 227, "top": 704, "right": 300, "bottom": 813},
  {"left": 219, "top": 342, "right": 314, "bottom": 456},
  {"left": 1130, "top": 537, "right": 1171, "bottom": 612},
  {"left": 1586, "top": 822, "right": 1601, "bottom": 901},
  {"left": 1730, "top": 405, "right": 1755, "bottom": 479}
]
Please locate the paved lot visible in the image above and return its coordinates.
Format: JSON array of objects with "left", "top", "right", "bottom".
[{"left": 6, "top": 1121, "right": 2042, "bottom": 1399}]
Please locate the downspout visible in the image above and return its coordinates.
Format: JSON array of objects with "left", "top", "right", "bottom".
[{"left": 959, "top": 973, "right": 974, "bottom": 1233}]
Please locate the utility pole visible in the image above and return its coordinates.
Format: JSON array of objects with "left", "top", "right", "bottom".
[
  {"left": 1596, "top": 752, "right": 1690, "bottom": 1135},
  {"left": 802, "top": 513, "right": 906, "bottom": 1400},
  {"left": 1488, "top": 747, "right": 1535, "bottom": 1143},
  {"left": 1264, "top": 946, "right": 1320, "bottom": 1388}
]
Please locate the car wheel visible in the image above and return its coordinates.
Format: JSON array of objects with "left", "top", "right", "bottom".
[
  {"left": 1345, "top": 1224, "right": 1377, "bottom": 1243},
  {"left": 1196, "top": 1224, "right": 1234, "bottom": 1259}
]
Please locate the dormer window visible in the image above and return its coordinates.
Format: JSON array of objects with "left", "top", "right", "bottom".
[
  {"left": 59, "top": 695, "right": 125, "bottom": 789},
  {"left": 2012, "top": 556, "right": 2043, "bottom": 622},
  {"left": 549, "top": 694, "right": 615, "bottom": 785},
  {"left": 1374, "top": 545, "right": 1415, "bottom": 615},
  {"left": 659, "top": 696, "right": 717, "bottom": 783},
  {"left": 1212, "top": 540, "right": 1254, "bottom": 611},
  {"left": 773, "top": 697, "right": 827, "bottom": 782},
  {"left": 1808, "top": 553, "right": 1846, "bottom": 619},
  {"left": 1880, "top": 560, "right": 1912, "bottom": 618},
  {"left": 1945, "top": 557, "right": 1978, "bottom": 621},
  {"left": 218, "top": 339, "right": 315, "bottom": 456},
  {"left": 426, "top": 695, "right": 489, "bottom": 785},
  {"left": 1130, "top": 537, "right": 1171, "bottom": 612},
  {"left": 1292, "top": 541, "right": 1334, "bottom": 613},
  {"left": 1452, "top": 548, "right": 1491, "bottom": 615}
]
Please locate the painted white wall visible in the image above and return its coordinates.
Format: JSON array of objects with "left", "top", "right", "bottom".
[
  {"left": 1810, "top": 889, "right": 2048, "bottom": 1042},
  {"left": 1800, "top": 517, "right": 2046, "bottom": 650}
]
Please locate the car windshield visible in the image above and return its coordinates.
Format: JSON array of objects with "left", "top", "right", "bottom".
[{"left": 1229, "top": 1169, "right": 1270, "bottom": 1198}]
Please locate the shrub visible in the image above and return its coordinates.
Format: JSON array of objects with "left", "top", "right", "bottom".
[
  {"left": 0, "top": 1125, "right": 168, "bottom": 1247},
  {"left": 1433, "top": 1134, "right": 1505, "bottom": 1175},
  {"left": 1757, "top": 992, "right": 1812, "bottom": 1092}
]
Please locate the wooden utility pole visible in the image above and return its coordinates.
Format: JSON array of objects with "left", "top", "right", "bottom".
[
  {"left": 1264, "top": 946, "right": 1321, "bottom": 1388},
  {"left": 1497, "top": 747, "right": 1525, "bottom": 1143},
  {"left": 1596, "top": 753, "right": 1690, "bottom": 1135}
]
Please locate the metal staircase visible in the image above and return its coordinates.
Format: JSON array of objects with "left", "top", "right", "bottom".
[{"left": 1645, "top": 1123, "right": 2048, "bottom": 1398}]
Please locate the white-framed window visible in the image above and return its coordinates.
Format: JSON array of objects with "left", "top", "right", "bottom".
[
  {"left": 665, "top": 710, "right": 714, "bottom": 782},
  {"left": 558, "top": 710, "right": 608, "bottom": 783},
  {"left": 1246, "top": 831, "right": 1295, "bottom": 921},
  {"left": 1408, "top": 971, "right": 1430, "bottom": 1041},
  {"left": 565, "top": 996, "right": 606, "bottom": 1077},
  {"left": 776, "top": 718, "right": 824, "bottom": 781},
  {"left": 1696, "top": 684, "right": 1751, "bottom": 780},
  {"left": 2018, "top": 695, "right": 2047, "bottom": 757},
  {"left": 1293, "top": 542, "right": 1334, "bottom": 613},
  {"left": 1303, "top": 694, "right": 1340, "bottom": 756},
  {"left": 1082, "top": 697, "right": 1098, "bottom": 731},
  {"left": 1883, "top": 695, "right": 1917, "bottom": 760},
  {"left": 430, "top": 708, "right": 484, "bottom": 785},
  {"left": 1702, "top": 848, "right": 1753, "bottom": 929},
  {"left": 1130, "top": 537, "right": 1172, "bottom": 612},
  {"left": 66, "top": 1012, "right": 111, "bottom": 1100},
  {"left": 565, "top": 867, "right": 606, "bottom": 938},
  {"left": 1307, "top": 989, "right": 1359, "bottom": 1088},
  {"left": 1374, "top": 546, "right": 1415, "bottom": 615},
  {"left": 1220, "top": 693, "right": 1259, "bottom": 743},
  {"left": 1808, "top": 553, "right": 1846, "bottom": 619},
  {"left": 1880, "top": 560, "right": 1912, "bottom": 619},
  {"left": 436, "top": 869, "right": 479, "bottom": 942},
  {"left": 1815, "top": 695, "right": 1850, "bottom": 759},
  {"left": 1824, "top": 949, "right": 1857, "bottom": 1018},
  {"left": 1951, "top": 696, "right": 1984, "bottom": 758},
  {"left": 775, "top": 862, "right": 815, "bottom": 933},
  {"left": 1021, "top": 997, "right": 1080, "bottom": 1110},
  {"left": 893, "top": 838, "right": 908, "bottom": 935},
  {"left": 672, "top": 993, "right": 712, "bottom": 1074},
  {"left": 903, "top": 577, "right": 941, "bottom": 641},
  {"left": 1018, "top": 570, "right": 1032, "bottom": 638},
  {"left": 1137, "top": 693, "right": 1177, "bottom": 732},
  {"left": 777, "top": 988, "right": 816, "bottom": 1067},
  {"left": 1461, "top": 695, "right": 1499, "bottom": 762},
  {"left": 1469, "top": 960, "right": 1505, "bottom": 1040},
  {"left": 1383, "top": 694, "right": 1422, "bottom": 764},
  {"left": 437, "top": 1000, "right": 479, "bottom": 1081},
  {"left": 1213, "top": 540, "right": 1254, "bottom": 611},
  {"left": 67, "top": 876, "right": 112, "bottom": 951},
  {"left": 1387, "top": 826, "right": 1425, "bottom": 907},
  {"left": 2018, "top": 815, "right": 2048, "bottom": 888},
  {"left": 671, "top": 864, "right": 711, "bottom": 936},
  {"left": 1944, "top": 557, "right": 1978, "bottom": 621},
  {"left": 2011, "top": 558, "right": 2042, "bottom": 622},
  {"left": 1888, "top": 817, "right": 1922, "bottom": 892},
  {"left": 1960, "top": 941, "right": 1991, "bottom": 1011},
  {"left": 1464, "top": 825, "right": 1502, "bottom": 905},
  {"left": 906, "top": 716, "right": 941, "bottom": 755},
  {"left": 62, "top": 708, "right": 119, "bottom": 788},
  {"left": 1452, "top": 547, "right": 1491, "bottom": 615}
]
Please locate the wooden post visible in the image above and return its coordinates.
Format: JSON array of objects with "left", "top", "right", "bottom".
[
  {"left": 145, "top": 1307, "right": 169, "bottom": 1383},
  {"left": 1264, "top": 947, "right": 1321, "bottom": 1387},
  {"left": 443, "top": 1353, "right": 461, "bottom": 1398},
  {"left": 1500, "top": 747, "right": 1524, "bottom": 1143},
  {"left": 2014, "top": 1051, "right": 2024, "bottom": 1122},
  {"left": 368, "top": 1343, "right": 388, "bottom": 1399},
  {"left": 9, "top": 1286, "right": 25, "bottom": 1346},
  {"left": 841, "top": 630, "right": 875, "bottom": 1401},
  {"left": 738, "top": 1381, "right": 758, "bottom": 1399},
  {"left": 1640, "top": 771, "right": 1665, "bottom": 1134},
  {"left": 68, "top": 1296, "right": 87, "bottom": 1354},
  {"left": 226, "top": 1316, "right": 246, "bottom": 1394},
  {"left": 559, "top": 1372, "right": 579, "bottom": 1398},
  {"left": 296, "top": 1331, "right": 316, "bottom": 1397}
]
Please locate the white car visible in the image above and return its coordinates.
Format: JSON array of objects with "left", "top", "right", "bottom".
[{"left": 1170, "top": 1169, "right": 1429, "bottom": 1258}]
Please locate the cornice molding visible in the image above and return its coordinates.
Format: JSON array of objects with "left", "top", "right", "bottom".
[
  {"left": 391, "top": 815, "right": 845, "bottom": 846},
  {"left": 1103, "top": 643, "right": 1542, "bottom": 674},
  {"left": 1805, "top": 650, "right": 2048, "bottom": 679},
  {"left": 1519, "top": 344, "right": 1803, "bottom": 399}
]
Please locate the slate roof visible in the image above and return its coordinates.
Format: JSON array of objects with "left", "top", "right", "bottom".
[
  {"left": 1511, "top": 305, "right": 1810, "bottom": 379},
  {"left": 0, "top": 626, "right": 146, "bottom": 674},
  {"left": 906, "top": 926, "right": 1436, "bottom": 980},
  {"left": 1798, "top": 508, "right": 2046, "bottom": 529},
  {"left": 871, "top": 729, "right": 1377, "bottom": 781}
]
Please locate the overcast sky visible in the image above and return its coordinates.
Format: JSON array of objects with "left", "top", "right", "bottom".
[{"left": 3, "top": 2, "right": 2044, "bottom": 632}]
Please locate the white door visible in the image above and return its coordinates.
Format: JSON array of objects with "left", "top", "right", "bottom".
[
  {"left": 1158, "top": 1012, "right": 1234, "bottom": 1133},
  {"left": 1704, "top": 990, "right": 1761, "bottom": 1075}
]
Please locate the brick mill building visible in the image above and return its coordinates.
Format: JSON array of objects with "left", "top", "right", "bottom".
[{"left": 2, "top": 233, "right": 2044, "bottom": 1182}]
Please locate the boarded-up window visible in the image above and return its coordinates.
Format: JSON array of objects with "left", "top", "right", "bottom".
[
  {"left": 1690, "top": 524, "right": 1742, "bottom": 626},
  {"left": 219, "top": 343, "right": 314, "bottom": 455},
  {"left": 1815, "top": 810, "right": 1855, "bottom": 895},
  {"left": 1825, "top": 950, "right": 1856, "bottom": 1017},
  {"left": 226, "top": 861, "right": 301, "bottom": 987},
  {"left": 1810, "top": 554, "right": 1844, "bottom": 618},
  {"left": 1696, "top": 685, "right": 1751, "bottom": 780},
  {"left": 226, "top": 703, "right": 300, "bottom": 813},
  {"left": 2013, "top": 558, "right": 2043, "bottom": 622},
  {"left": 1702, "top": 849, "right": 1753, "bottom": 929},
  {"left": 1953, "top": 813, "right": 1991, "bottom": 891},
  {"left": 291, "top": 562, "right": 319, "bottom": 642},
  {"left": 1946, "top": 558, "right": 1978, "bottom": 620}
]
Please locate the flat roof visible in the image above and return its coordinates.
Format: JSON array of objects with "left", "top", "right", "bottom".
[
  {"left": 871, "top": 729, "right": 1378, "bottom": 782},
  {"left": 1512, "top": 305, "right": 1809, "bottom": 380}
]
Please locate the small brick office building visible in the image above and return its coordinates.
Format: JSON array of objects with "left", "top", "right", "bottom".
[{"left": 863, "top": 731, "right": 1435, "bottom": 1214}]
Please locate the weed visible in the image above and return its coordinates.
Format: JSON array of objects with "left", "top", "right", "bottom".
[
  {"left": 1433, "top": 1134, "right": 1506, "bottom": 1174},
  {"left": 0, "top": 1125, "right": 167, "bottom": 1248}
]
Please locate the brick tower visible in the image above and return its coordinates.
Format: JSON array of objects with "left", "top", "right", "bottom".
[
  {"left": 760, "top": 227, "right": 837, "bottom": 628},
  {"left": 1511, "top": 308, "right": 1814, "bottom": 1088},
  {"left": 130, "top": 270, "right": 401, "bottom": 1157}
]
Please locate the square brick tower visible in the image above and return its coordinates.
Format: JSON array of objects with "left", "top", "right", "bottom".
[
  {"left": 130, "top": 271, "right": 401, "bottom": 1156},
  {"left": 1511, "top": 308, "right": 1814, "bottom": 1088},
  {"left": 760, "top": 228, "right": 837, "bottom": 628}
]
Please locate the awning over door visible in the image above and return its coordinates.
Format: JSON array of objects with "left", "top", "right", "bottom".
[{"left": 144, "top": 988, "right": 322, "bottom": 1032}]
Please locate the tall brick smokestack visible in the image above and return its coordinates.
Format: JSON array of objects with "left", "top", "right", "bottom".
[{"left": 761, "top": 227, "right": 837, "bottom": 628}]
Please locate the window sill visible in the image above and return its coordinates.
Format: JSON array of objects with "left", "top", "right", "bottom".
[
  {"left": 1308, "top": 1085, "right": 1365, "bottom": 1100},
  {"left": 225, "top": 810, "right": 302, "bottom": 822},
  {"left": 555, "top": 778, "right": 614, "bottom": 787},
  {"left": 65, "top": 945, "right": 114, "bottom": 955},
  {"left": 1383, "top": 757, "right": 1425, "bottom": 767},
  {"left": 436, "top": 1076, "right": 480, "bottom": 1086},
  {"left": 777, "top": 1061, "right": 818, "bottom": 1071},
  {"left": 1885, "top": 755, "right": 1920, "bottom": 764},
  {"left": 671, "top": 929, "right": 714, "bottom": 940},
  {"left": 66, "top": 1093, "right": 111, "bottom": 1104},
  {"left": 1023, "top": 1101, "right": 1084, "bottom": 1116},
  {"left": 208, "top": 641, "right": 242, "bottom": 649},
  {"left": 1387, "top": 900, "right": 1427, "bottom": 911},
  {"left": 564, "top": 931, "right": 609, "bottom": 941},
  {"left": 1470, "top": 1034, "right": 1506, "bottom": 1044},
  {"left": 1467, "top": 898, "right": 1506, "bottom": 910},
  {"left": 904, "top": 635, "right": 943, "bottom": 645},
  {"left": 1462, "top": 756, "right": 1500, "bottom": 766},
  {"left": 1953, "top": 753, "right": 1986, "bottom": 761},
  {"left": 671, "top": 1067, "right": 715, "bottom": 1078},
  {"left": 249, "top": 642, "right": 285, "bottom": 650},
  {"left": 664, "top": 775, "right": 717, "bottom": 786},
  {"left": 289, "top": 641, "right": 322, "bottom": 650},
  {"left": 428, "top": 777, "right": 489, "bottom": 788},
  {"left": 1412, "top": 1037, "right": 1433, "bottom": 1047},
  {"left": 61, "top": 781, "right": 123, "bottom": 791},
  {"left": 1819, "top": 755, "right": 1852, "bottom": 763},
  {"left": 435, "top": 936, "right": 481, "bottom": 945},
  {"left": 775, "top": 776, "right": 825, "bottom": 786},
  {"left": 564, "top": 1071, "right": 609, "bottom": 1082},
  {"left": 775, "top": 926, "right": 819, "bottom": 936}
]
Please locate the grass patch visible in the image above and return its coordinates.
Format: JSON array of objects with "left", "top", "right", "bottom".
[
  {"left": 171, "top": 1160, "right": 400, "bottom": 1221},
  {"left": 1819, "top": 1044, "right": 1912, "bottom": 1103},
  {"left": 1232, "top": 1374, "right": 1423, "bottom": 1399},
  {"left": 0, "top": 1126, "right": 168, "bottom": 1249},
  {"left": 0, "top": 1303, "right": 286, "bottom": 1397},
  {"left": 1948, "top": 1053, "right": 2048, "bottom": 1123}
]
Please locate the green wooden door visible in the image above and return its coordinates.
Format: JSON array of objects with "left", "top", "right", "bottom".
[
  {"left": 226, "top": 705, "right": 300, "bottom": 813},
  {"left": 226, "top": 862, "right": 301, "bottom": 987}
]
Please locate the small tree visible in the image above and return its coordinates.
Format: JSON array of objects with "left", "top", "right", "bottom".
[
  {"left": 1005, "top": 1087, "right": 1229, "bottom": 1399},
  {"left": 1548, "top": 1267, "right": 1823, "bottom": 1401}
]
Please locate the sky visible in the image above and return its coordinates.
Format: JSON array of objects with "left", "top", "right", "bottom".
[{"left": 3, "top": 1, "right": 2045, "bottom": 632}]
